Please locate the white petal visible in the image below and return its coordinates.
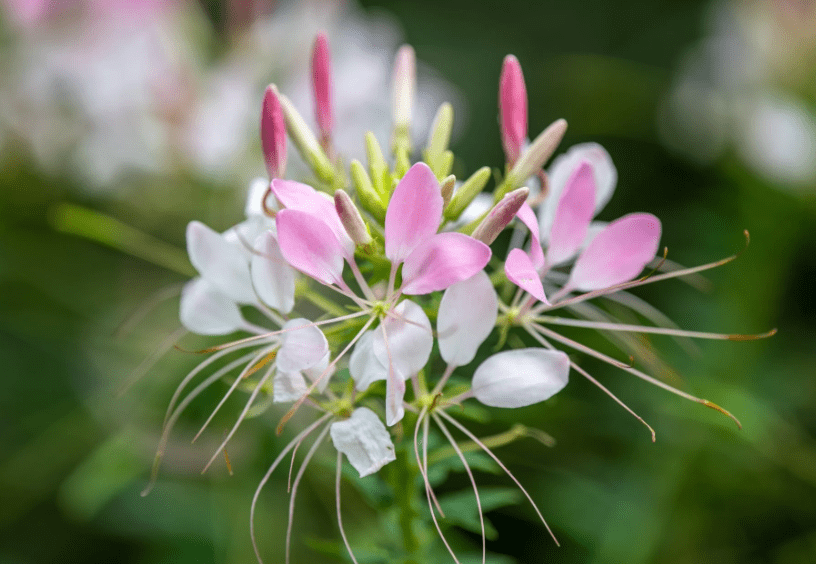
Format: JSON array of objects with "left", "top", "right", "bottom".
[
  {"left": 385, "top": 375, "right": 406, "bottom": 427},
  {"left": 273, "top": 371, "right": 308, "bottom": 403},
  {"left": 277, "top": 318, "right": 329, "bottom": 374},
  {"left": 251, "top": 231, "right": 296, "bottom": 314},
  {"left": 303, "top": 350, "right": 334, "bottom": 393},
  {"left": 330, "top": 407, "right": 396, "bottom": 477},
  {"left": 539, "top": 143, "right": 617, "bottom": 243},
  {"left": 437, "top": 271, "right": 498, "bottom": 366},
  {"left": 471, "top": 348, "right": 569, "bottom": 408},
  {"left": 179, "top": 278, "right": 245, "bottom": 335},
  {"left": 349, "top": 330, "right": 388, "bottom": 391},
  {"left": 373, "top": 300, "right": 433, "bottom": 377},
  {"left": 244, "top": 177, "right": 272, "bottom": 218},
  {"left": 186, "top": 221, "right": 257, "bottom": 304}
]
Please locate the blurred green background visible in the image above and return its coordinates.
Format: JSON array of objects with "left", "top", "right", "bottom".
[{"left": 1, "top": 0, "right": 815, "bottom": 562}]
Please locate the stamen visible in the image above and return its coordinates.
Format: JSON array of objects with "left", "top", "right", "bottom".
[
  {"left": 192, "top": 347, "right": 275, "bottom": 445},
  {"left": 437, "top": 410, "right": 559, "bottom": 546},
  {"left": 177, "top": 310, "right": 369, "bottom": 354},
  {"left": 201, "top": 363, "right": 278, "bottom": 474},
  {"left": 117, "top": 327, "right": 187, "bottom": 397},
  {"left": 412, "top": 407, "right": 444, "bottom": 516},
  {"left": 434, "top": 414, "right": 486, "bottom": 564},
  {"left": 336, "top": 451, "right": 360, "bottom": 564},
  {"left": 286, "top": 424, "right": 331, "bottom": 564},
  {"left": 251, "top": 413, "right": 333, "bottom": 564},
  {"left": 163, "top": 344, "right": 260, "bottom": 428},
  {"left": 529, "top": 322, "right": 743, "bottom": 429},
  {"left": 114, "top": 283, "right": 184, "bottom": 337},
  {"left": 142, "top": 352, "right": 257, "bottom": 497},
  {"left": 544, "top": 235, "right": 751, "bottom": 313},
  {"left": 421, "top": 415, "right": 460, "bottom": 563},
  {"left": 534, "top": 315, "right": 777, "bottom": 341},
  {"left": 431, "top": 364, "right": 457, "bottom": 396}
]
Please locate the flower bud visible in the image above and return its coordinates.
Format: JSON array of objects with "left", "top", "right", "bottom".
[
  {"left": 349, "top": 159, "right": 386, "bottom": 221},
  {"left": 334, "top": 189, "right": 372, "bottom": 246},
  {"left": 440, "top": 174, "right": 456, "bottom": 209},
  {"left": 444, "top": 166, "right": 492, "bottom": 221},
  {"left": 260, "top": 85, "right": 287, "bottom": 179},
  {"left": 425, "top": 102, "right": 454, "bottom": 176},
  {"left": 365, "top": 131, "right": 390, "bottom": 198},
  {"left": 392, "top": 45, "right": 416, "bottom": 133},
  {"left": 504, "top": 118, "right": 567, "bottom": 195},
  {"left": 471, "top": 187, "right": 529, "bottom": 245},
  {"left": 278, "top": 92, "right": 335, "bottom": 183},
  {"left": 311, "top": 32, "right": 334, "bottom": 149},
  {"left": 499, "top": 55, "right": 527, "bottom": 166}
]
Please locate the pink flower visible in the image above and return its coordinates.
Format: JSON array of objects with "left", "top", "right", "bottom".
[
  {"left": 274, "top": 162, "right": 491, "bottom": 298},
  {"left": 272, "top": 162, "right": 491, "bottom": 425},
  {"left": 505, "top": 159, "right": 661, "bottom": 304}
]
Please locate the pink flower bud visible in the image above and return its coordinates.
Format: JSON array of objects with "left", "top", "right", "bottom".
[
  {"left": 499, "top": 55, "right": 528, "bottom": 166},
  {"left": 311, "top": 32, "right": 334, "bottom": 147},
  {"left": 260, "top": 84, "right": 287, "bottom": 179}
]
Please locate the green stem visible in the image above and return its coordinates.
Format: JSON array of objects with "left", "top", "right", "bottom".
[
  {"left": 48, "top": 203, "right": 195, "bottom": 277},
  {"left": 427, "top": 423, "right": 555, "bottom": 465}
]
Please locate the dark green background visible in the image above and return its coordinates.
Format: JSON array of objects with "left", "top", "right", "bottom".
[{"left": 2, "top": 0, "right": 815, "bottom": 562}]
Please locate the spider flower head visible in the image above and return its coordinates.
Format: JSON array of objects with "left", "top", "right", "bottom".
[{"left": 147, "top": 34, "right": 776, "bottom": 564}]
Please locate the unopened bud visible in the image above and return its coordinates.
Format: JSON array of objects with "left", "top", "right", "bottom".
[
  {"left": 278, "top": 93, "right": 335, "bottom": 184},
  {"left": 349, "top": 159, "right": 386, "bottom": 221},
  {"left": 392, "top": 45, "right": 416, "bottom": 131},
  {"left": 444, "top": 166, "right": 492, "bottom": 221},
  {"left": 440, "top": 174, "right": 456, "bottom": 209},
  {"left": 499, "top": 55, "right": 527, "bottom": 166},
  {"left": 311, "top": 32, "right": 334, "bottom": 149},
  {"left": 335, "top": 189, "right": 372, "bottom": 246},
  {"left": 260, "top": 85, "right": 287, "bottom": 179},
  {"left": 425, "top": 102, "right": 453, "bottom": 175},
  {"left": 471, "top": 187, "right": 529, "bottom": 245},
  {"left": 504, "top": 118, "right": 567, "bottom": 194},
  {"left": 365, "top": 131, "right": 390, "bottom": 198}
]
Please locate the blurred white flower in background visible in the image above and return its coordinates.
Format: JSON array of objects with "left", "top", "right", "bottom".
[
  {"left": 0, "top": 0, "right": 460, "bottom": 190},
  {"left": 659, "top": 0, "right": 816, "bottom": 191}
]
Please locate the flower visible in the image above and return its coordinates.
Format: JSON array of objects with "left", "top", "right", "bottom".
[{"left": 143, "top": 31, "right": 775, "bottom": 564}]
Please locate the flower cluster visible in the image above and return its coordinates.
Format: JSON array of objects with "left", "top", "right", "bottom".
[{"left": 148, "top": 34, "right": 775, "bottom": 564}]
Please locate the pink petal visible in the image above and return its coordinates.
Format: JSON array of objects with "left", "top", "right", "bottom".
[
  {"left": 505, "top": 248, "right": 549, "bottom": 304},
  {"left": 260, "top": 85, "right": 286, "bottom": 179},
  {"left": 275, "top": 209, "right": 345, "bottom": 286},
  {"left": 401, "top": 232, "right": 491, "bottom": 295},
  {"left": 516, "top": 202, "right": 545, "bottom": 270},
  {"left": 384, "top": 162, "right": 443, "bottom": 264},
  {"left": 271, "top": 179, "right": 354, "bottom": 256},
  {"left": 311, "top": 32, "right": 334, "bottom": 141},
  {"left": 568, "top": 213, "right": 662, "bottom": 292},
  {"left": 540, "top": 143, "right": 617, "bottom": 242},
  {"left": 499, "top": 55, "right": 527, "bottom": 165},
  {"left": 547, "top": 161, "right": 596, "bottom": 265}
]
